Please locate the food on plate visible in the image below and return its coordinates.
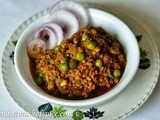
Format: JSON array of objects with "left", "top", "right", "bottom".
[
  {"left": 27, "top": 0, "right": 127, "bottom": 100},
  {"left": 28, "top": 26, "right": 127, "bottom": 99},
  {"left": 39, "top": 23, "right": 63, "bottom": 44},
  {"left": 49, "top": 0, "right": 89, "bottom": 27},
  {"left": 34, "top": 27, "right": 57, "bottom": 50},
  {"left": 27, "top": 0, "right": 89, "bottom": 58},
  {"left": 48, "top": 9, "right": 79, "bottom": 39},
  {"left": 27, "top": 39, "right": 46, "bottom": 58}
]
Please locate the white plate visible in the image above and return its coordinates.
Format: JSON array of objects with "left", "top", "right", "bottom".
[{"left": 1, "top": 4, "right": 160, "bottom": 120}]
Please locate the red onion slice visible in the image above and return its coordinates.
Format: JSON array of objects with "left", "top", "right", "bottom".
[
  {"left": 50, "top": 0, "right": 89, "bottom": 27},
  {"left": 35, "top": 27, "right": 58, "bottom": 50},
  {"left": 48, "top": 9, "right": 79, "bottom": 39},
  {"left": 41, "top": 22, "right": 63, "bottom": 44},
  {"left": 27, "top": 39, "right": 46, "bottom": 58}
]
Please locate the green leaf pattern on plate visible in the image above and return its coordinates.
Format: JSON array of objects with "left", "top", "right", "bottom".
[
  {"left": 51, "top": 106, "right": 67, "bottom": 118},
  {"left": 72, "top": 109, "right": 84, "bottom": 120}
]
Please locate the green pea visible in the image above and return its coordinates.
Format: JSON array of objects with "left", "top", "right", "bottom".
[
  {"left": 50, "top": 59, "right": 55, "bottom": 64},
  {"left": 59, "top": 63, "right": 69, "bottom": 73},
  {"left": 54, "top": 89, "right": 59, "bottom": 95},
  {"left": 76, "top": 52, "right": 85, "bottom": 61},
  {"left": 36, "top": 76, "right": 45, "bottom": 86},
  {"left": 95, "top": 59, "right": 103, "bottom": 68},
  {"left": 110, "top": 47, "right": 119, "bottom": 55},
  {"left": 87, "top": 41, "right": 96, "bottom": 50},
  {"left": 113, "top": 70, "right": 121, "bottom": 78},
  {"left": 81, "top": 33, "right": 90, "bottom": 41},
  {"left": 54, "top": 45, "right": 61, "bottom": 52},
  {"left": 69, "top": 59, "right": 77, "bottom": 69},
  {"left": 108, "top": 35, "right": 114, "bottom": 40},
  {"left": 38, "top": 70, "right": 44, "bottom": 77},
  {"left": 60, "top": 57, "right": 68, "bottom": 64}
]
